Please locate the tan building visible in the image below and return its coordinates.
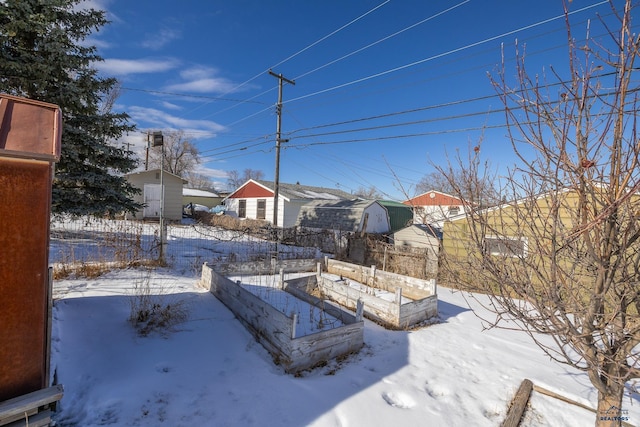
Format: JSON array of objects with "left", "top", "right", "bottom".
[{"left": 125, "top": 169, "right": 187, "bottom": 221}]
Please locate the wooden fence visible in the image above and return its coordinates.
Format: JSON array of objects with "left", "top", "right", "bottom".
[{"left": 346, "top": 235, "right": 439, "bottom": 280}]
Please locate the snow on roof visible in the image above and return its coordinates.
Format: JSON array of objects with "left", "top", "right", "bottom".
[
  {"left": 255, "top": 180, "right": 353, "bottom": 201},
  {"left": 183, "top": 188, "right": 220, "bottom": 198}
]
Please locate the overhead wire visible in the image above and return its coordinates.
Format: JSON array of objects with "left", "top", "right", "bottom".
[
  {"left": 284, "top": 1, "right": 610, "bottom": 105},
  {"left": 193, "top": 0, "right": 393, "bottom": 122},
  {"left": 186, "top": 2, "right": 619, "bottom": 168},
  {"left": 208, "top": 0, "right": 609, "bottom": 132},
  {"left": 292, "top": 0, "right": 472, "bottom": 81}
]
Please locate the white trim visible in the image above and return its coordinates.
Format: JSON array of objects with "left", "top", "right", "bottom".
[{"left": 484, "top": 235, "right": 528, "bottom": 258}]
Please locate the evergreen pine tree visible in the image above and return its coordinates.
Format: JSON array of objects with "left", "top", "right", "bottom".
[{"left": 0, "top": 0, "right": 141, "bottom": 216}]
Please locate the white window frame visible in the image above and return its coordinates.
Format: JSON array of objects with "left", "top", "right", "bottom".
[
  {"left": 484, "top": 235, "right": 528, "bottom": 258},
  {"left": 256, "top": 199, "right": 266, "bottom": 220}
]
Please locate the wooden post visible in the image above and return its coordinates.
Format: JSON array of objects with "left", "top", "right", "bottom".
[
  {"left": 279, "top": 268, "right": 284, "bottom": 289},
  {"left": 501, "top": 379, "right": 533, "bottom": 427},
  {"left": 356, "top": 299, "right": 364, "bottom": 322},
  {"left": 370, "top": 264, "right": 376, "bottom": 287},
  {"left": 317, "top": 262, "right": 322, "bottom": 277},
  {"left": 395, "top": 287, "right": 403, "bottom": 305},
  {"left": 360, "top": 213, "right": 369, "bottom": 237},
  {"left": 291, "top": 313, "right": 298, "bottom": 339},
  {"left": 383, "top": 245, "right": 387, "bottom": 271}
]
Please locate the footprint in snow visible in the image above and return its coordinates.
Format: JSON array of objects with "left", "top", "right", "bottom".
[
  {"left": 155, "top": 363, "right": 172, "bottom": 373},
  {"left": 424, "top": 381, "right": 451, "bottom": 398},
  {"left": 382, "top": 391, "right": 415, "bottom": 409}
]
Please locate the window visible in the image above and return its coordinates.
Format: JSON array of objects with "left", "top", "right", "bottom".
[
  {"left": 238, "top": 200, "right": 246, "bottom": 218},
  {"left": 257, "top": 199, "right": 266, "bottom": 219},
  {"left": 484, "top": 236, "right": 527, "bottom": 257},
  {"left": 448, "top": 206, "right": 460, "bottom": 216}
]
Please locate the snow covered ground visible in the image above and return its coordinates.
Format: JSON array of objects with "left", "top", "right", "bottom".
[{"left": 49, "top": 221, "right": 640, "bottom": 426}]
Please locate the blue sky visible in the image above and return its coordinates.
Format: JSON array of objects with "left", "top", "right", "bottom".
[{"left": 86, "top": 0, "right": 621, "bottom": 199}]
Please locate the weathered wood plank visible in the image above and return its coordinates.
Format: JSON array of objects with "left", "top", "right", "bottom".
[
  {"left": 398, "top": 296, "right": 438, "bottom": 328},
  {"left": 3, "top": 409, "right": 51, "bottom": 427},
  {"left": 213, "top": 259, "right": 319, "bottom": 276},
  {"left": 501, "top": 379, "right": 533, "bottom": 427},
  {"left": 326, "top": 259, "right": 436, "bottom": 297},
  {"left": 0, "top": 385, "right": 63, "bottom": 423}
]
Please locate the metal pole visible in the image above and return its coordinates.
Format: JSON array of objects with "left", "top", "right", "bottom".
[
  {"left": 145, "top": 131, "right": 150, "bottom": 171},
  {"left": 159, "top": 142, "right": 165, "bottom": 262}
]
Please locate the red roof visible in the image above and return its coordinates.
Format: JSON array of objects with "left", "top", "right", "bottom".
[
  {"left": 403, "top": 190, "right": 464, "bottom": 207},
  {"left": 227, "top": 180, "right": 273, "bottom": 198}
]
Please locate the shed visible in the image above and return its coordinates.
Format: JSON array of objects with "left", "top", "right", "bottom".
[
  {"left": 393, "top": 223, "right": 441, "bottom": 251},
  {"left": 378, "top": 200, "right": 413, "bottom": 233},
  {"left": 296, "top": 199, "right": 390, "bottom": 233},
  {"left": 125, "top": 169, "right": 187, "bottom": 221},
  {"left": 183, "top": 188, "right": 223, "bottom": 209}
]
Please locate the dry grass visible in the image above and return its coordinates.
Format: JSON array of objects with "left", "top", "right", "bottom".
[{"left": 128, "top": 271, "right": 188, "bottom": 336}]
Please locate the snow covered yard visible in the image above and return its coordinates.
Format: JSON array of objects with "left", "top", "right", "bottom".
[
  {"left": 52, "top": 271, "right": 629, "bottom": 427},
  {"left": 49, "top": 220, "right": 640, "bottom": 426}
]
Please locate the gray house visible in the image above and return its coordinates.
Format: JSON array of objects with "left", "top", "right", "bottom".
[
  {"left": 125, "top": 169, "right": 187, "bottom": 221},
  {"left": 296, "top": 199, "right": 390, "bottom": 233}
]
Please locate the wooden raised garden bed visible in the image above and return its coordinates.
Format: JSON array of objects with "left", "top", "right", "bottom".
[
  {"left": 312, "top": 259, "right": 438, "bottom": 329},
  {"left": 200, "top": 260, "right": 364, "bottom": 374}
]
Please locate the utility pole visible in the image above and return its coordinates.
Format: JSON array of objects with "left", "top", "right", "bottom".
[{"left": 269, "top": 69, "right": 295, "bottom": 228}]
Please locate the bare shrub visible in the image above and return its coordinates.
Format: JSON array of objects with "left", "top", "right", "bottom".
[
  {"left": 202, "top": 213, "right": 269, "bottom": 232},
  {"left": 128, "top": 271, "right": 188, "bottom": 336}
]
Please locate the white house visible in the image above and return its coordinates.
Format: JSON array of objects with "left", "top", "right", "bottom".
[
  {"left": 224, "top": 180, "right": 353, "bottom": 228},
  {"left": 403, "top": 190, "right": 466, "bottom": 226}
]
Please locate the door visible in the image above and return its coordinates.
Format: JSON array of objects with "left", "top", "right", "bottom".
[{"left": 143, "top": 184, "right": 162, "bottom": 218}]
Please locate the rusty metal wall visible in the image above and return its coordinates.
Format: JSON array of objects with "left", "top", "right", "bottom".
[{"left": 0, "top": 157, "right": 52, "bottom": 401}]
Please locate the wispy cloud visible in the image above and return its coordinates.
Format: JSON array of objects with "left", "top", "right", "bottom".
[
  {"left": 128, "top": 106, "right": 226, "bottom": 136},
  {"left": 195, "top": 165, "right": 229, "bottom": 180},
  {"left": 99, "top": 58, "right": 180, "bottom": 76},
  {"left": 160, "top": 101, "right": 182, "bottom": 111},
  {"left": 164, "top": 66, "right": 240, "bottom": 94},
  {"left": 75, "top": 0, "right": 110, "bottom": 12},
  {"left": 141, "top": 28, "right": 181, "bottom": 50}
]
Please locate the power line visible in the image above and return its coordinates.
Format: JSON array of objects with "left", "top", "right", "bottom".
[
  {"left": 121, "top": 87, "right": 268, "bottom": 104},
  {"left": 293, "top": 0, "right": 472, "bottom": 81},
  {"left": 206, "top": 1, "right": 608, "bottom": 132},
  {"left": 194, "top": 0, "right": 392, "bottom": 122},
  {"left": 284, "top": 1, "right": 609, "bottom": 105},
  {"left": 195, "top": 70, "right": 630, "bottom": 161}
]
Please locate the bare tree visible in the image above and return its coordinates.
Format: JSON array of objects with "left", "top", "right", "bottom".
[
  {"left": 185, "top": 171, "right": 216, "bottom": 191},
  {"left": 354, "top": 185, "right": 381, "bottom": 199},
  {"left": 416, "top": 171, "right": 457, "bottom": 195},
  {"left": 227, "top": 168, "right": 265, "bottom": 190},
  {"left": 439, "top": 2, "right": 640, "bottom": 425},
  {"left": 99, "top": 80, "right": 121, "bottom": 115},
  {"left": 148, "top": 130, "right": 200, "bottom": 177},
  {"left": 417, "top": 168, "right": 502, "bottom": 207}
]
